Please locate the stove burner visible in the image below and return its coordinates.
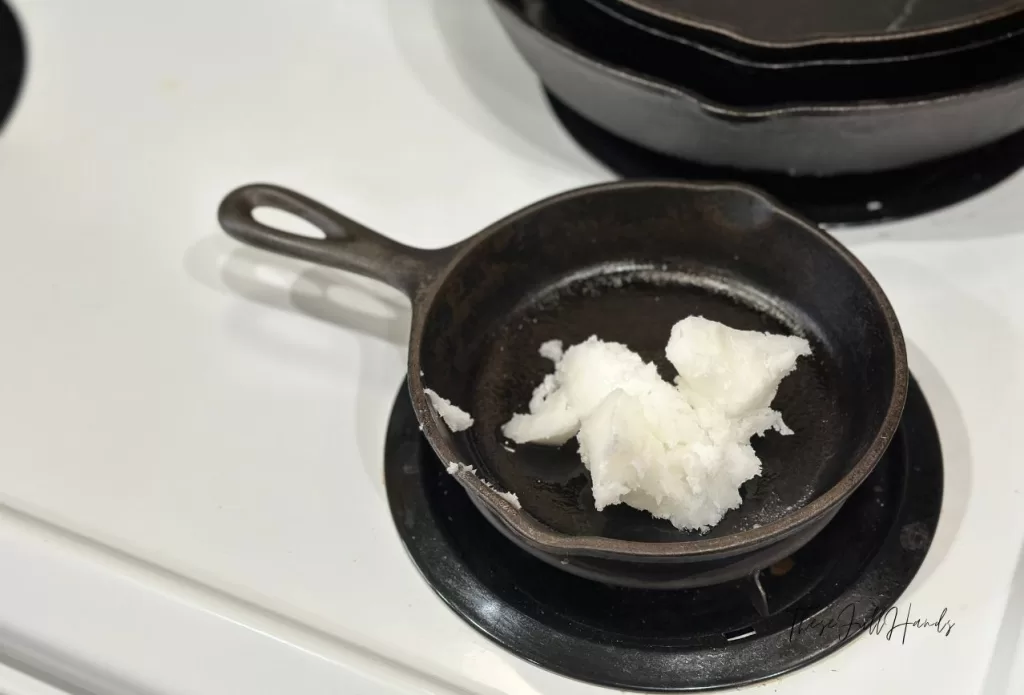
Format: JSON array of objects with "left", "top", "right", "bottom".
[
  {"left": 547, "top": 92, "right": 1024, "bottom": 227},
  {"left": 385, "top": 376, "right": 943, "bottom": 691},
  {"left": 0, "top": 0, "right": 25, "bottom": 134}
]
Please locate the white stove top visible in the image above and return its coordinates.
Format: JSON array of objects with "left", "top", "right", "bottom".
[{"left": 0, "top": 0, "right": 1022, "bottom": 693}]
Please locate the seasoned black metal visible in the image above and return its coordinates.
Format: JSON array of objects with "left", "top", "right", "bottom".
[
  {"left": 385, "top": 375, "right": 943, "bottom": 690},
  {"left": 575, "top": 0, "right": 1024, "bottom": 63},
  {"left": 216, "top": 184, "right": 442, "bottom": 297},
  {"left": 545, "top": 91, "right": 1024, "bottom": 227},
  {"left": 218, "top": 179, "right": 906, "bottom": 584},
  {"left": 554, "top": 0, "right": 1024, "bottom": 105},
  {"left": 595, "top": 0, "right": 1024, "bottom": 50},
  {"left": 492, "top": 0, "right": 1024, "bottom": 174}
]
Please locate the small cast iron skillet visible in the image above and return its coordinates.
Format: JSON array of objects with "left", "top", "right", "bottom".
[{"left": 218, "top": 181, "right": 907, "bottom": 589}]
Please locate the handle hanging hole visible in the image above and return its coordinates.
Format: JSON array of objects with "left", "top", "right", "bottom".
[{"left": 252, "top": 206, "right": 327, "bottom": 240}]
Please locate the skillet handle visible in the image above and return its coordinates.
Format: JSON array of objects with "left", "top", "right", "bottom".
[{"left": 218, "top": 183, "right": 442, "bottom": 297}]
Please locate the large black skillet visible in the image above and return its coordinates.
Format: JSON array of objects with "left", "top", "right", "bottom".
[
  {"left": 493, "top": 0, "right": 1024, "bottom": 174},
  {"left": 218, "top": 180, "right": 907, "bottom": 589},
  {"left": 593, "top": 0, "right": 1024, "bottom": 53},
  {"left": 554, "top": 0, "right": 1024, "bottom": 105}
]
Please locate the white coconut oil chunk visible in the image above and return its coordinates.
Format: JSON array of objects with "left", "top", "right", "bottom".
[
  {"left": 501, "top": 316, "right": 812, "bottom": 531},
  {"left": 666, "top": 315, "right": 812, "bottom": 419},
  {"left": 424, "top": 388, "right": 474, "bottom": 432}
]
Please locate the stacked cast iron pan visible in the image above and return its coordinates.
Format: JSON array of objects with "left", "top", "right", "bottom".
[{"left": 489, "top": 0, "right": 1024, "bottom": 175}]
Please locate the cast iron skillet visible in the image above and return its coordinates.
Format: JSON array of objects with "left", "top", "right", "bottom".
[
  {"left": 554, "top": 0, "right": 1024, "bottom": 106},
  {"left": 596, "top": 0, "right": 1024, "bottom": 51},
  {"left": 493, "top": 0, "right": 1024, "bottom": 175},
  {"left": 218, "top": 180, "right": 907, "bottom": 589}
]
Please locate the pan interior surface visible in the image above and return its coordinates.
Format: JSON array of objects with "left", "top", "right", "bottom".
[
  {"left": 416, "top": 183, "right": 897, "bottom": 546},
  {"left": 470, "top": 265, "right": 844, "bottom": 542}
]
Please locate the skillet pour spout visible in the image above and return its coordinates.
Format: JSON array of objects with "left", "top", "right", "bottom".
[{"left": 218, "top": 179, "right": 908, "bottom": 589}]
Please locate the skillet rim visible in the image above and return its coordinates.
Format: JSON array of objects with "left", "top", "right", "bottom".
[{"left": 407, "top": 179, "right": 909, "bottom": 560}]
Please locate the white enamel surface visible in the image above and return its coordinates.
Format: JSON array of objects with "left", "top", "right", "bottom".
[{"left": 0, "top": 0, "right": 1021, "bottom": 693}]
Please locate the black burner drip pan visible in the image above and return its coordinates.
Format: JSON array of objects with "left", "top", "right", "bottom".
[
  {"left": 547, "top": 92, "right": 1024, "bottom": 227},
  {"left": 385, "top": 375, "right": 943, "bottom": 691},
  {"left": 0, "top": 0, "right": 25, "bottom": 134}
]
